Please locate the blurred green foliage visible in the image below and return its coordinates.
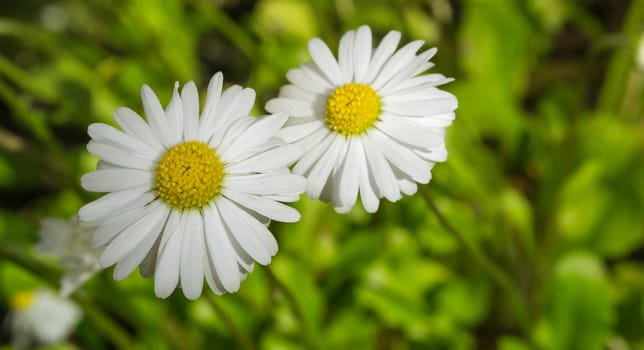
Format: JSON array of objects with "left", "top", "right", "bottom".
[{"left": 1, "top": 0, "right": 643, "bottom": 349}]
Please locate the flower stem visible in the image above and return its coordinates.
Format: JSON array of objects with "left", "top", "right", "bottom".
[
  {"left": 204, "top": 294, "right": 256, "bottom": 350},
  {"left": 418, "top": 187, "right": 531, "bottom": 334},
  {"left": 264, "top": 267, "right": 319, "bottom": 350},
  {"left": 190, "top": 0, "right": 257, "bottom": 60},
  {"left": 597, "top": 0, "right": 644, "bottom": 116},
  {"left": 0, "top": 245, "right": 133, "bottom": 349}
]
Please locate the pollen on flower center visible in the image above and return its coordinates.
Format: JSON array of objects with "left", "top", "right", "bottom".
[
  {"left": 10, "top": 291, "right": 34, "bottom": 310},
  {"left": 154, "top": 141, "right": 224, "bottom": 210},
  {"left": 325, "top": 83, "right": 381, "bottom": 136}
]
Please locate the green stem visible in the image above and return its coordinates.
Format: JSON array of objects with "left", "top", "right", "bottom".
[
  {"left": 0, "top": 245, "right": 133, "bottom": 349},
  {"left": 597, "top": 0, "right": 644, "bottom": 115},
  {"left": 0, "top": 245, "right": 61, "bottom": 286},
  {"left": 418, "top": 187, "right": 531, "bottom": 335},
  {"left": 0, "top": 79, "right": 66, "bottom": 162},
  {"left": 204, "top": 294, "right": 256, "bottom": 350},
  {"left": 264, "top": 267, "right": 319, "bottom": 350},
  {"left": 0, "top": 55, "right": 57, "bottom": 103},
  {"left": 191, "top": 0, "right": 256, "bottom": 60},
  {"left": 73, "top": 295, "right": 134, "bottom": 349}
]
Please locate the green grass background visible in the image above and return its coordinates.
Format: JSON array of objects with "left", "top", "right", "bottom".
[{"left": 1, "top": 0, "right": 643, "bottom": 349}]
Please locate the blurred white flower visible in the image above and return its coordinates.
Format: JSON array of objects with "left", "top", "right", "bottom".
[
  {"left": 8, "top": 289, "right": 81, "bottom": 349},
  {"left": 36, "top": 216, "right": 103, "bottom": 296},
  {"left": 78, "top": 72, "right": 305, "bottom": 299},
  {"left": 266, "top": 25, "right": 457, "bottom": 213}
]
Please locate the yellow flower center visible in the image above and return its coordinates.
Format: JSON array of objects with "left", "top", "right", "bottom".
[
  {"left": 10, "top": 291, "right": 34, "bottom": 310},
  {"left": 154, "top": 141, "right": 224, "bottom": 210},
  {"left": 325, "top": 83, "right": 381, "bottom": 136}
]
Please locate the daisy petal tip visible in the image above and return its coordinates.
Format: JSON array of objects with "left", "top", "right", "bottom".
[
  {"left": 183, "top": 289, "right": 202, "bottom": 301},
  {"left": 362, "top": 198, "right": 380, "bottom": 213},
  {"left": 284, "top": 210, "right": 302, "bottom": 223},
  {"left": 273, "top": 110, "right": 290, "bottom": 122},
  {"left": 140, "top": 84, "right": 153, "bottom": 97},
  {"left": 98, "top": 254, "right": 114, "bottom": 269},
  {"left": 113, "top": 268, "right": 128, "bottom": 281},
  {"left": 154, "top": 287, "right": 172, "bottom": 299},
  {"left": 257, "top": 256, "right": 272, "bottom": 266},
  {"left": 334, "top": 205, "right": 353, "bottom": 214}
]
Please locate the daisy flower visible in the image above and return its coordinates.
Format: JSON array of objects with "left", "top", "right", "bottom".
[
  {"left": 79, "top": 72, "right": 305, "bottom": 300},
  {"left": 266, "top": 25, "right": 457, "bottom": 213},
  {"left": 8, "top": 289, "right": 81, "bottom": 348},
  {"left": 35, "top": 216, "right": 103, "bottom": 296}
]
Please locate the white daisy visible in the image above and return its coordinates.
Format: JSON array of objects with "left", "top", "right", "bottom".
[
  {"left": 266, "top": 25, "right": 457, "bottom": 213},
  {"left": 78, "top": 72, "right": 305, "bottom": 300},
  {"left": 8, "top": 289, "right": 81, "bottom": 348},
  {"left": 35, "top": 216, "right": 103, "bottom": 297}
]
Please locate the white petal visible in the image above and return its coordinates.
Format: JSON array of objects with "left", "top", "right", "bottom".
[
  {"left": 211, "top": 116, "right": 254, "bottom": 153},
  {"left": 81, "top": 169, "right": 152, "bottom": 193},
  {"left": 87, "top": 193, "right": 157, "bottom": 245},
  {"left": 355, "top": 140, "right": 380, "bottom": 213},
  {"left": 222, "top": 189, "right": 301, "bottom": 222},
  {"left": 277, "top": 84, "right": 321, "bottom": 103},
  {"left": 265, "top": 98, "right": 317, "bottom": 118},
  {"left": 375, "top": 114, "right": 444, "bottom": 149},
  {"left": 78, "top": 186, "right": 149, "bottom": 223},
  {"left": 99, "top": 202, "right": 168, "bottom": 267},
  {"left": 335, "top": 137, "right": 361, "bottom": 211},
  {"left": 204, "top": 205, "right": 241, "bottom": 293},
  {"left": 158, "top": 209, "right": 181, "bottom": 250},
  {"left": 353, "top": 25, "right": 372, "bottom": 83},
  {"left": 277, "top": 120, "right": 324, "bottom": 143},
  {"left": 225, "top": 144, "right": 303, "bottom": 174},
  {"left": 141, "top": 85, "right": 172, "bottom": 147},
  {"left": 181, "top": 81, "right": 200, "bottom": 141},
  {"left": 391, "top": 74, "right": 454, "bottom": 93},
  {"left": 415, "top": 145, "right": 448, "bottom": 163},
  {"left": 224, "top": 173, "right": 306, "bottom": 197},
  {"left": 154, "top": 211, "right": 185, "bottom": 298},
  {"left": 138, "top": 238, "right": 159, "bottom": 278},
  {"left": 364, "top": 30, "right": 401, "bottom": 83},
  {"left": 180, "top": 211, "right": 205, "bottom": 300},
  {"left": 200, "top": 84, "right": 242, "bottom": 141},
  {"left": 308, "top": 38, "right": 344, "bottom": 85},
  {"left": 367, "top": 129, "right": 431, "bottom": 183},
  {"left": 292, "top": 132, "right": 334, "bottom": 175},
  {"left": 87, "top": 141, "right": 155, "bottom": 169},
  {"left": 362, "top": 135, "right": 401, "bottom": 202},
  {"left": 215, "top": 197, "right": 275, "bottom": 265},
  {"left": 382, "top": 86, "right": 455, "bottom": 103},
  {"left": 113, "top": 107, "right": 165, "bottom": 152},
  {"left": 398, "top": 177, "right": 418, "bottom": 195},
  {"left": 379, "top": 48, "right": 437, "bottom": 94},
  {"left": 113, "top": 214, "right": 164, "bottom": 281},
  {"left": 205, "top": 87, "right": 256, "bottom": 145},
  {"left": 164, "top": 82, "right": 184, "bottom": 145},
  {"left": 338, "top": 29, "right": 355, "bottom": 82},
  {"left": 383, "top": 97, "right": 458, "bottom": 117},
  {"left": 371, "top": 40, "right": 425, "bottom": 90},
  {"left": 286, "top": 63, "right": 334, "bottom": 94},
  {"left": 88, "top": 123, "right": 157, "bottom": 159},
  {"left": 219, "top": 112, "right": 289, "bottom": 161},
  {"left": 199, "top": 72, "right": 224, "bottom": 137},
  {"left": 293, "top": 126, "right": 330, "bottom": 154},
  {"left": 401, "top": 113, "right": 454, "bottom": 128},
  {"left": 203, "top": 253, "right": 226, "bottom": 295},
  {"left": 220, "top": 88, "right": 256, "bottom": 126},
  {"left": 306, "top": 135, "right": 347, "bottom": 199}
]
